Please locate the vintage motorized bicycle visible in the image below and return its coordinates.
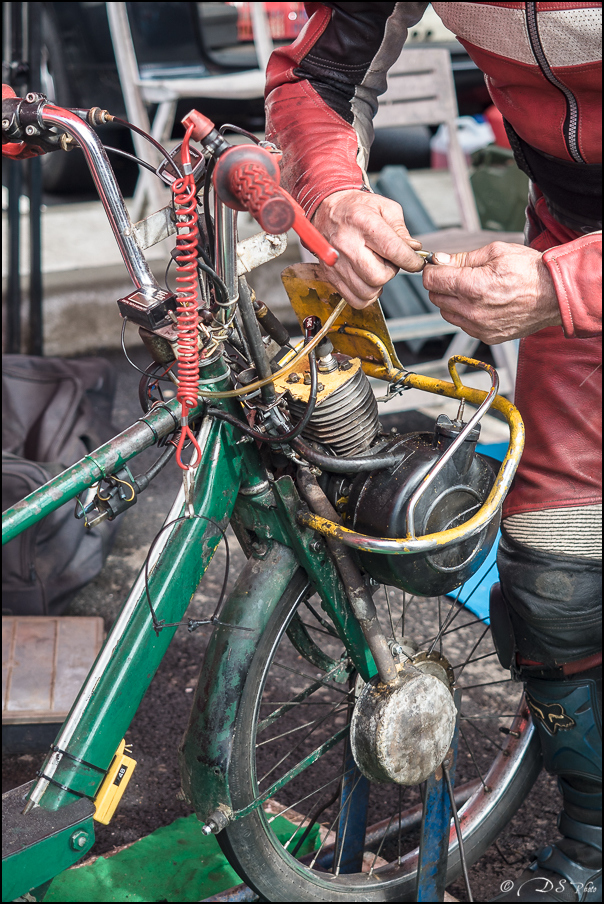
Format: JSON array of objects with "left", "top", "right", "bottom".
[{"left": 2, "top": 92, "right": 539, "bottom": 902}]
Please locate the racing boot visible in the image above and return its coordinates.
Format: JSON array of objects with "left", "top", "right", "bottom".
[
  {"left": 492, "top": 661, "right": 602, "bottom": 902},
  {"left": 489, "top": 530, "right": 602, "bottom": 903}
]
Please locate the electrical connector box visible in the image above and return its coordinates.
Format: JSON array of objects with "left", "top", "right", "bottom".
[
  {"left": 156, "top": 142, "right": 206, "bottom": 186},
  {"left": 117, "top": 287, "right": 176, "bottom": 330},
  {"left": 93, "top": 739, "right": 136, "bottom": 825}
]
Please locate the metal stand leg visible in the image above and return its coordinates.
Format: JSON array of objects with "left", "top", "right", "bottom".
[
  {"left": 331, "top": 739, "right": 371, "bottom": 875},
  {"left": 27, "top": 155, "right": 43, "bottom": 356},
  {"left": 416, "top": 689, "right": 461, "bottom": 902},
  {"left": 6, "top": 159, "right": 22, "bottom": 354},
  {"left": 27, "top": 1, "right": 43, "bottom": 355}
]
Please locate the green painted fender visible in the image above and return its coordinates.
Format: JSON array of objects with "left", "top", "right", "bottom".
[{"left": 179, "top": 541, "right": 303, "bottom": 824}]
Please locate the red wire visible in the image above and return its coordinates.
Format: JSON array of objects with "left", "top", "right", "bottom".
[{"left": 172, "top": 124, "right": 202, "bottom": 470}]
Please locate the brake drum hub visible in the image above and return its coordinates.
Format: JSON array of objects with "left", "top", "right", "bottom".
[{"left": 350, "top": 658, "right": 457, "bottom": 785}]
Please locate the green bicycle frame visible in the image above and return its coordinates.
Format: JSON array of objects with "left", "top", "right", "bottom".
[{"left": 1, "top": 355, "right": 377, "bottom": 901}]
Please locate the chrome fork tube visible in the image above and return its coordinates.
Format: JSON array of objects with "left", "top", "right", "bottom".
[{"left": 214, "top": 195, "right": 239, "bottom": 322}]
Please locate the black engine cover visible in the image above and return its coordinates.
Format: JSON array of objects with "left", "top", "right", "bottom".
[{"left": 345, "top": 416, "right": 500, "bottom": 596}]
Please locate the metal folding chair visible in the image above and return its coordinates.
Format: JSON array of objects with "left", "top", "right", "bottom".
[{"left": 105, "top": 2, "right": 272, "bottom": 220}]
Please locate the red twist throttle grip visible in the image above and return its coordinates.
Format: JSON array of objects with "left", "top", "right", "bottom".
[
  {"left": 231, "top": 161, "right": 295, "bottom": 234},
  {"left": 213, "top": 145, "right": 338, "bottom": 267}
]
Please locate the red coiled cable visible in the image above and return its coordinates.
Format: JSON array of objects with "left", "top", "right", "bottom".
[{"left": 172, "top": 124, "right": 202, "bottom": 470}]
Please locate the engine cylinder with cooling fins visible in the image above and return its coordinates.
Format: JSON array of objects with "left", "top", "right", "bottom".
[{"left": 273, "top": 354, "right": 380, "bottom": 457}]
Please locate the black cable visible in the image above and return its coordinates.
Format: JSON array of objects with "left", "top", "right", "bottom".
[
  {"left": 121, "top": 319, "right": 177, "bottom": 383},
  {"left": 203, "top": 155, "right": 217, "bottom": 259},
  {"left": 219, "top": 123, "right": 261, "bottom": 143},
  {"left": 238, "top": 277, "right": 274, "bottom": 405},
  {"left": 143, "top": 514, "right": 249, "bottom": 637},
  {"left": 232, "top": 313, "right": 253, "bottom": 364},
  {"left": 165, "top": 256, "right": 175, "bottom": 295},
  {"left": 135, "top": 443, "right": 176, "bottom": 487},
  {"left": 111, "top": 116, "right": 182, "bottom": 177},
  {"left": 291, "top": 436, "right": 400, "bottom": 473},
  {"left": 139, "top": 361, "right": 177, "bottom": 412},
  {"left": 206, "top": 349, "right": 318, "bottom": 445},
  {"left": 103, "top": 145, "right": 158, "bottom": 174},
  {"left": 196, "top": 237, "right": 213, "bottom": 270},
  {"left": 198, "top": 258, "right": 230, "bottom": 307},
  {"left": 169, "top": 231, "right": 228, "bottom": 306}
]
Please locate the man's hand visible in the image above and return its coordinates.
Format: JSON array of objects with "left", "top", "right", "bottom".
[
  {"left": 423, "top": 242, "right": 562, "bottom": 344},
  {"left": 312, "top": 190, "right": 424, "bottom": 308}
]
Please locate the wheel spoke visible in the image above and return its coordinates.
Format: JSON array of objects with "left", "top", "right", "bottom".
[
  {"left": 290, "top": 780, "right": 344, "bottom": 858},
  {"left": 384, "top": 585, "right": 396, "bottom": 640},
  {"left": 258, "top": 697, "right": 350, "bottom": 785},
  {"left": 333, "top": 772, "right": 365, "bottom": 875},
  {"left": 266, "top": 768, "right": 353, "bottom": 828},
  {"left": 461, "top": 714, "right": 519, "bottom": 720},
  {"left": 309, "top": 772, "right": 364, "bottom": 871},
  {"left": 454, "top": 624, "right": 491, "bottom": 680},
  {"left": 459, "top": 724, "right": 490, "bottom": 792},
  {"left": 459, "top": 678, "right": 513, "bottom": 690},
  {"left": 450, "top": 650, "right": 498, "bottom": 669},
  {"left": 438, "top": 595, "right": 443, "bottom": 655},
  {"left": 367, "top": 810, "right": 396, "bottom": 878},
  {"left": 272, "top": 660, "right": 350, "bottom": 694},
  {"left": 443, "top": 760, "right": 474, "bottom": 902},
  {"left": 300, "top": 620, "right": 341, "bottom": 639},
  {"left": 304, "top": 600, "right": 339, "bottom": 637},
  {"left": 418, "top": 614, "right": 490, "bottom": 647},
  {"left": 463, "top": 718, "right": 506, "bottom": 752},
  {"left": 256, "top": 718, "right": 324, "bottom": 748},
  {"left": 427, "top": 585, "right": 464, "bottom": 654},
  {"left": 258, "top": 662, "right": 349, "bottom": 732}
]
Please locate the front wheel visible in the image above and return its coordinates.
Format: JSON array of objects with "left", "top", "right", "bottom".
[{"left": 219, "top": 573, "right": 541, "bottom": 901}]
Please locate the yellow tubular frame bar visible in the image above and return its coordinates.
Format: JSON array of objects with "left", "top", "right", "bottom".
[{"left": 297, "top": 356, "right": 525, "bottom": 555}]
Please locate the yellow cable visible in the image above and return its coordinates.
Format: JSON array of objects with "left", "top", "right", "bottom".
[
  {"left": 196, "top": 299, "right": 347, "bottom": 399},
  {"left": 97, "top": 475, "right": 135, "bottom": 502}
]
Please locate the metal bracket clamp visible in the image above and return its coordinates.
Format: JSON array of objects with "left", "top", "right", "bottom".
[{"left": 406, "top": 358, "right": 499, "bottom": 539}]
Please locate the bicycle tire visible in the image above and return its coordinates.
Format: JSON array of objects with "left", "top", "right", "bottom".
[{"left": 218, "top": 571, "right": 542, "bottom": 901}]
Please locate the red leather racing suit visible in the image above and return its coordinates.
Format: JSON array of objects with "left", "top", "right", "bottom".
[{"left": 265, "top": 1, "right": 602, "bottom": 539}]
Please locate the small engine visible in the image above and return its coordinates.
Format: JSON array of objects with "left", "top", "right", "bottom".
[
  {"left": 275, "top": 339, "right": 500, "bottom": 597},
  {"left": 274, "top": 342, "right": 380, "bottom": 457},
  {"left": 343, "top": 413, "right": 500, "bottom": 596}
]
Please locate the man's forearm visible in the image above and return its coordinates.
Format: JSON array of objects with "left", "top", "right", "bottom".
[{"left": 265, "top": 2, "right": 428, "bottom": 218}]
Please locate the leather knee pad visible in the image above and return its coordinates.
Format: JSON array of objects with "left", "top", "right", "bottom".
[{"left": 495, "top": 527, "right": 602, "bottom": 668}]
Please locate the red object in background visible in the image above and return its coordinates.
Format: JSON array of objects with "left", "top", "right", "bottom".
[
  {"left": 2, "top": 84, "right": 46, "bottom": 160},
  {"left": 231, "top": 2, "right": 308, "bottom": 42},
  {"left": 484, "top": 104, "right": 511, "bottom": 149}
]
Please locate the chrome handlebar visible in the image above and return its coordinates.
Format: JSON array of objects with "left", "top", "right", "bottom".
[{"left": 39, "top": 104, "right": 159, "bottom": 292}]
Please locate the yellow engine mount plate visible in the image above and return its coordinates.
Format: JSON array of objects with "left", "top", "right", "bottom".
[{"left": 280, "top": 263, "right": 405, "bottom": 382}]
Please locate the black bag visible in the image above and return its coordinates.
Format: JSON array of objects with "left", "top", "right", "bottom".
[{"left": 2, "top": 355, "right": 120, "bottom": 615}]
